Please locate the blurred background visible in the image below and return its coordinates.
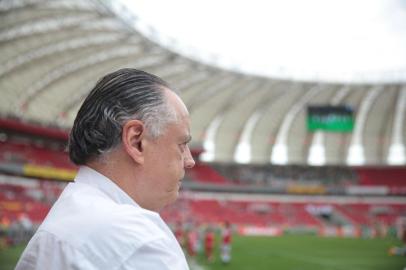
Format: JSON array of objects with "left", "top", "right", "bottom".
[{"left": 0, "top": 0, "right": 406, "bottom": 269}]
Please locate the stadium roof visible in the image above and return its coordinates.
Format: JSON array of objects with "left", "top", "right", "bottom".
[{"left": 0, "top": 0, "right": 405, "bottom": 166}]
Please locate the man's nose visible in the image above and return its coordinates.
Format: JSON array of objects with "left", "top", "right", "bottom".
[{"left": 184, "top": 147, "right": 195, "bottom": 169}]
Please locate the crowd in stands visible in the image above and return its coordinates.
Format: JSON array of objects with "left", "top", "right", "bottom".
[
  {"left": 213, "top": 164, "right": 357, "bottom": 187},
  {"left": 0, "top": 139, "right": 72, "bottom": 170}
]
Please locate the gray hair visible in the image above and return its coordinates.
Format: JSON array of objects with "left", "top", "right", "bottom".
[{"left": 68, "top": 68, "right": 177, "bottom": 165}]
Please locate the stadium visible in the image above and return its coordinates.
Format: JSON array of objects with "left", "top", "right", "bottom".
[{"left": 0, "top": 0, "right": 406, "bottom": 269}]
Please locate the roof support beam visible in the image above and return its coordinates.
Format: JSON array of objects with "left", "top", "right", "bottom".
[
  {"left": 0, "top": 33, "right": 127, "bottom": 77},
  {"left": 387, "top": 86, "right": 406, "bottom": 165},
  {"left": 16, "top": 45, "right": 148, "bottom": 111},
  {"left": 271, "top": 86, "right": 321, "bottom": 165},
  {"left": 346, "top": 86, "right": 383, "bottom": 165},
  {"left": 200, "top": 80, "right": 258, "bottom": 162},
  {"left": 0, "top": 14, "right": 96, "bottom": 42}
]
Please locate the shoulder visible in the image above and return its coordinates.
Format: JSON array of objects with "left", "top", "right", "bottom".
[
  {"left": 36, "top": 184, "right": 172, "bottom": 268},
  {"left": 118, "top": 237, "right": 189, "bottom": 270},
  {"left": 43, "top": 183, "right": 167, "bottom": 243},
  {"left": 105, "top": 203, "right": 169, "bottom": 244}
]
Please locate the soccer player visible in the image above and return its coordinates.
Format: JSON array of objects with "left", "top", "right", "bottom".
[
  {"left": 205, "top": 226, "right": 215, "bottom": 262},
  {"left": 220, "top": 221, "right": 232, "bottom": 264}
]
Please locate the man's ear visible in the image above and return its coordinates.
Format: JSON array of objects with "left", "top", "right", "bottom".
[{"left": 122, "top": 120, "right": 145, "bottom": 164}]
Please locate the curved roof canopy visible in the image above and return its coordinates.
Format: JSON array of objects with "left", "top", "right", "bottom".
[{"left": 0, "top": 0, "right": 405, "bottom": 166}]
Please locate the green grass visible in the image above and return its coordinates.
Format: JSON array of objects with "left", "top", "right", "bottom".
[
  {"left": 195, "top": 235, "right": 406, "bottom": 270},
  {"left": 0, "top": 244, "right": 25, "bottom": 270},
  {"left": 1, "top": 236, "right": 405, "bottom": 270}
]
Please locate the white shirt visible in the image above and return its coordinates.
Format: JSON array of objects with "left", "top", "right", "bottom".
[{"left": 16, "top": 166, "right": 189, "bottom": 270}]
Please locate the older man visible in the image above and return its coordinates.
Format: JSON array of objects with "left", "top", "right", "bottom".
[{"left": 16, "top": 68, "right": 195, "bottom": 269}]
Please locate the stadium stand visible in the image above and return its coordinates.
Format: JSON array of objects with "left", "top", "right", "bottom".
[
  {"left": 0, "top": 2, "right": 405, "bottom": 262},
  {"left": 356, "top": 168, "right": 406, "bottom": 194},
  {"left": 0, "top": 141, "right": 72, "bottom": 169},
  {"left": 186, "top": 163, "right": 230, "bottom": 185}
]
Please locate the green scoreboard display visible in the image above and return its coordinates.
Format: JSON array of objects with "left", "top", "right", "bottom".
[{"left": 307, "top": 105, "right": 354, "bottom": 132}]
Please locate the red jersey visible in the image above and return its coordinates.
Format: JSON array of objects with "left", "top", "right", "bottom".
[
  {"left": 222, "top": 228, "right": 232, "bottom": 245},
  {"left": 205, "top": 232, "right": 214, "bottom": 248}
]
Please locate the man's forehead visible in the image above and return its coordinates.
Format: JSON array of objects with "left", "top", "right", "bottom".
[{"left": 164, "top": 88, "right": 189, "bottom": 118}]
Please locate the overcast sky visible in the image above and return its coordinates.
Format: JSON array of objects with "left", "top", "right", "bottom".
[{"left": 117, "top": 0, "right": 406, "bottom": 83}]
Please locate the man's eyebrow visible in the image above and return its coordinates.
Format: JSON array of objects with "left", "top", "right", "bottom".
[{"left": 184, "top": 135, "right": 192, "bottom": 143}]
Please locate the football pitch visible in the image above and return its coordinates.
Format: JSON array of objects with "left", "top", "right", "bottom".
[
  {"left": 1, "top": 235, "right": 405, "bottom": 270},
  {"left": 195, "top": 235, "right": 406, "bottom": 270}
]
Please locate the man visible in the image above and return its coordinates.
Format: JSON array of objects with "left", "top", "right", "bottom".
[
  {"left": 204, "top": 226, "right": 215, "bottom": 262},
  {"left": 16, "top": 68, "right": 195, "bottom": 269},
  {"left": 220, "top": 221, "right": 232, "bottom": 264}
]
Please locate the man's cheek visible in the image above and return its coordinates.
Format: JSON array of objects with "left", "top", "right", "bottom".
[{"left": 177, "top": 151, "right": 183, "bottom": 161}]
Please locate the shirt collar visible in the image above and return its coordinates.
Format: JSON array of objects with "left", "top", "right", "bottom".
[{"left": 74, "top": 166, "right": 138, "bottom": 207}]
